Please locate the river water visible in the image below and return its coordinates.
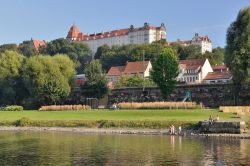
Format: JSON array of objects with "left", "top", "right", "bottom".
[{"left": 0, "top": 131, "right": 249, "bottom": 166}]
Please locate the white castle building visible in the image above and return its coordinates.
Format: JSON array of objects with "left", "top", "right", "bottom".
[
  {"left": 170, "top": 33, "right": 212, "bottom": 54},
  {"left": 66, "top": 23, "right": 166, "bottom": 57}
]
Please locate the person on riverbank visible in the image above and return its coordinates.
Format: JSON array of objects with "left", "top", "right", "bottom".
[
  {"left": 214, "top": 115, "right": 219, "bottom": 122},
  {"left": 209, "top": 115, "right": 213, "bottom": 124},
  {"left": 170, "top": 125, "right": 175, "bottom": 135},
  {"left": 178, "top": 126, "right": 182, "bottom": 135}
]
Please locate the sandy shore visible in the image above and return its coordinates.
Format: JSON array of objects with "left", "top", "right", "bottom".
[{"left": 0, "top": 126, "right": 250, "bottom": 139}]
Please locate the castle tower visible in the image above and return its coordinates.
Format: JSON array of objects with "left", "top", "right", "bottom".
[{"left": 66, "top": 24, "right": 80, "bottom": 40}]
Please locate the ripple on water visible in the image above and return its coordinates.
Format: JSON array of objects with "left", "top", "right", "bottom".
[{"left": 0, "top": 131, "right": 249, "bottom": 165}]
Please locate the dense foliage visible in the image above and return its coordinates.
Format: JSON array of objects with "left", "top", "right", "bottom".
[
  {"left": 0, "top": 105, "right": 23, "bottom": 111},
  {"left": 40, "top": 38, "right": 92, "bottom": 72},
  {"left": 225, "top": 7, "right": 250, "bottom": 86},
  {"left": 0, "top": 51, "right": 76, "bottom": 108},
  {"left": 22, "top": 54, "right": 75, "bottom": 107},
  {"left": 150, "top": 48, "right": 179, "bottom": 99},
  {"left": 96, "top": 43, "right": 166, "bottom": 71},
  {"left": 0, "top": 51, "right": 24, "bottom": 105},
  {"left": 81, "top": 60, "right": 109, "bottom": 99},
  {"left": 172, "top": 43, "right": 224, "bottom": 65},
  {"left": 115, "top": 75, "right": 155, "bottom": 88},
  {"left": 0, "top": 41, "right": 37, "bottom": 57}
]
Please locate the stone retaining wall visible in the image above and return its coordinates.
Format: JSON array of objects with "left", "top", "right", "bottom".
[
  {"left": 199, "top": 121, "right": 246, "bottom": 134},
  {"left": 109, "top": 83, "right": 250, "bottom": 107}
]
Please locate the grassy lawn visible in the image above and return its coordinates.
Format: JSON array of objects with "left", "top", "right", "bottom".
[{"left": 0, "top": 109, "right": 244, "bottom": 122}]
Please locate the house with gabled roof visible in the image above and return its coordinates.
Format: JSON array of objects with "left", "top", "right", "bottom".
[
  {"left": 177, "top": 58, "right": 213, "bottom": 84},
  {"left": 203, "top": 65, "right": 232, "bottom": 84},
  {"left": 107, "top": 61, "right": 152, "bottom": 85}
]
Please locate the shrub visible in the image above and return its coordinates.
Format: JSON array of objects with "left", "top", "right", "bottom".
[
  {"left": 117, "top": 102, "right": 202, "bottom": 109},
  {"left": 38, "top": 105, "right": 91, "bottom": 111},
  {"left": 0, "top": 105, "right": 23, "bottom": 111},
  {"left": 15, "top": 117, "right": 32, "bottom": 127}
]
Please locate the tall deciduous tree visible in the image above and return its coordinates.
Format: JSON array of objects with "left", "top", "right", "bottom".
[
  {"left": 22, "top": 54, "right": 75, "bottom": 107},
  {"left": 150, "top": 48, "right": 179, "bottom": 99},
  {"left": 40, "top": 38, "right": 92, "bottom": 73},
  {"left": 225, "top": 7, "right": 250, "bottom": 104},
  {"left": 0, "top": 51, "right": 24, "bottom": 105},
  {"left": 225, "top": 7, "right": 250, "bottom": 84},
  {"left": 81, "top": 60, "right": 109, "bottom": 99}
]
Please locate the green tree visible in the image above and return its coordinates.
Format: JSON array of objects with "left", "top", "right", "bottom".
[
  {"left": 171, "top": 44, "right": 201, "bottom": 60},
  {"left": 98, "top": 43, "right": 166, "bottom": 71},
  {"left": 99, "top": 45, "right": 132, "bottom": 71},
  {"left": 0, "top": 51, "right": 24, "bottom": 105},
  {"left": 0, "top": 44, "right": 19, "bottom": 53},
  {"left": 225, "top": 7, "right": 250, "bottom": 104},
  {"left": 18, "top": 40, "right": 37, "bottom": 57},
  {"left": 94, "top": 44, "right": 110, "bottom": 59},
  {"left": 115, "top": 75, "right": 155, "bottom": 88},
  {"left": 40, "top": 38, "right": 92, "bottom": 73},
  {"left": 210, "top": 47, "right": 225, "bottom": 65},
  {"left": 150, "top": 48, "right": 179, "bottom": 99},
  {"left": 22, "top": 55, "right": 75, "bottom": 107},
  {"left": 81, "top": 60, "right": 109, "bottom": 99},
  {"left": 200, "top": 48, "right": 224, "bottom": 65}
]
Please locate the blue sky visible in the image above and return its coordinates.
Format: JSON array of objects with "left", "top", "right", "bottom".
[{"left": 0, "top": 0, "right": 249, "bottom": 47}]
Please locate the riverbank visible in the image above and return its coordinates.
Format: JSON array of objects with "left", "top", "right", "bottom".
[{"left": 1, "top": 127, "right": 250, "bottom": 139}]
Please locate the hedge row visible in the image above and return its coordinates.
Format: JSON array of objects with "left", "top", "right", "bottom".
[
  {"left": 0, "top": 106, "right": 23, "bottom": 111},
  {"left": 0, "top": 117, "right": 198, "bottom": 129}
]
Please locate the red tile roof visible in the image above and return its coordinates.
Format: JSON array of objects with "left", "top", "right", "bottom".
[
  {"left": 204, "top": 71, "right": 232, "bottom": 80},
  {"left": 197, "top": 36, "right": 211, "bottom": 42},
  {"left": 179, "top": 59, "right": 206, "bottom": 67},
  {"left": 212, "top": 65, "right": 228, "bottom": 72},
  {"left": 67, "top": 24, "right": 81, "bottom": 39},
  {"left": 32, "top": 39, "right": 46, "bottom": 50},
  {"left": 107, "top": 61, "right": 151, "bottom": 76},
  {"left": 107, "top": 66, "right": 125, "bottom": 76},
  {"left": 80, "top": 28, "right": 130, "bottom": 41},
  {"left": 123, "top": 61, "right": 150, "bottom": 75},
  {"left": 67, "top": 24, "right": 162, "bottom": 41}
]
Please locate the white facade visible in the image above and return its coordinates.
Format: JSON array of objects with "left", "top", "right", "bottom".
[
  {"left": 107, "top": 61, "right": 152, "bottom": 85},
  {"left": 191, "top": 33, "right": 212, "bottom": 54},
  {"left": 170, "top": 33, "right": 212, "bottom": 54},
  {"left": 177, "top": 59, "right": 213, "bottom": 84},
  {"left": 67, "top": 23, "right": 166, "bottom": 57}
]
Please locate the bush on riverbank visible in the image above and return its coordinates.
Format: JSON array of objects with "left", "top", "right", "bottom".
[
  {"left": 0, "top": 117, "right": 198, "bottom": 129},
  {"left": 0, "top": 105, "right": 23, "bottom": 111},
  {"left": 117, "top": 102, "right": 202, "bottom": 109},
  {"left": 39, "top": 105, "right": 91, "bottom": 111}
]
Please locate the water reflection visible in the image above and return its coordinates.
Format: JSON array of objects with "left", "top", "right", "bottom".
[{"left": 0, "top": 131, "right": 249, "bottom": 165}]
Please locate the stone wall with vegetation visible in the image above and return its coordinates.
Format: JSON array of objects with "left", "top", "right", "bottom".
[
  {"left": 199, "top": 121, "right": 246, "bottom": 134},
  {"left": 109, "top": 83, "right": 250, "bottom": 107}
]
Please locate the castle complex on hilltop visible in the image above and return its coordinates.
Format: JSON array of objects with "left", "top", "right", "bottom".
[
  {"left": 169, "top": 33, "right": 212, "bottom": 54},
  {"left": 66, "top": 23, "right": 167, "bottom": 57},
  {"left": 66, "top": 23, "right": 212, "bottom": 57}
]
